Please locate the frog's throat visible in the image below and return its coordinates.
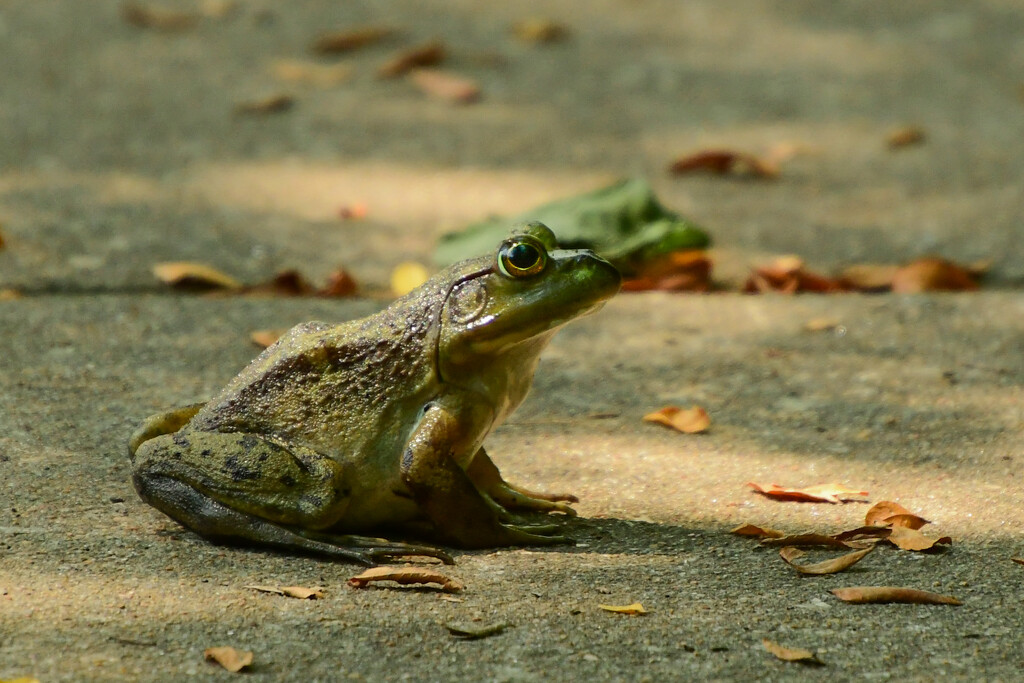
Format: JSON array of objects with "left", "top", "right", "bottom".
[{"left": 431, "top": 264, "right": 495, "bottom": 386}]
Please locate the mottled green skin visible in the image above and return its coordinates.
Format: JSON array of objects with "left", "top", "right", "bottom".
[{"left": 129, "top": 223, "right": 621, "bottom": 564}]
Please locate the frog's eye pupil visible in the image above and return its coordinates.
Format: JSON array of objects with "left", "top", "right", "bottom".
[{"left": 508, "top": 243, "right": 539, "bottom": 270}]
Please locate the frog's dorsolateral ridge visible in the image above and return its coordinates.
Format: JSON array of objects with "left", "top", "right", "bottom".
[{"left": 128, "top": 222, "right": 621, "bottom": 566}]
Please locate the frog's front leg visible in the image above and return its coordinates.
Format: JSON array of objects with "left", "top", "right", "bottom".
[
  {"left": 400, "top": 403, "right": 572, "bottom": 548},
  {"left": 466, "top": 448, "right": 578, "bottom": 517},
  {"left": 130, "top": 422, "right": 452, "bottom": 565}
]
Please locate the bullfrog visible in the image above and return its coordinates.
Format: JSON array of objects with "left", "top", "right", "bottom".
[{"left": 129, "top": 222, "right": 621, "bottom": 565}]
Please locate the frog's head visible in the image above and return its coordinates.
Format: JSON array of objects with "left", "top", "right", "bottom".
[{"left": 437, "top": 222, "right": 621, "bottom": 367}]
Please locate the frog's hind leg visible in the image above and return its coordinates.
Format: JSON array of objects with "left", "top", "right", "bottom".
[
  {"left": 466, "top": 448, "right": 579, "bottom": 517},
  {"left": 132, "top": 431, "right": 452, "bottom": 565}
]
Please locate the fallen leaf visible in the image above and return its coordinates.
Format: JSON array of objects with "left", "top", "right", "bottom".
[
  {"left": 887, "top": 125, "right": 926, "bottom": 149},
  {"left": 247, "top": 269, "right": 317, "bottom": 296},
  {"left": 338, "top": 203, "right": 368, "bottom": 220},
  {"left": 730, "top": 523, "right": 784, "bottom": 539},
  {"left": 121, "top": 2, "right": 197, "bottom": 30},
  {"left": 446, "top": 622, "right": 509, "bottom": 640},
  {"left": 598, "top": 603, "right": 647, "bottom": 615},
  {"left": 390, "top": 262, "right": 430, "bottom": 297},
  {"left": 410, "top": 69, "right": 481, "bottom": 104},
  {"left": 319, "top": 268, "right": 358, "bottom": 297},
  {"left": 312, "top": 27, "right": 394, "bottom": 54},
  {"left": 762, "top": 639, "right": 822, "bottom": 664},
  {"left": 837, "top": 263, "right": 900, "bottom": 291},
  {"left": 747, "top": 482, "right": 869, "bottom": 504},
  {"left": 891, "top": 257, "right": 979, "bottom": 293},
  {"left": 0, "top": 289, "right": 22, "bottom": 301},
  {"left": 779, "top": 545, "right": 874, "bottom": 575},
  {"left": 271, "top": 59, "right": 354, "bottom": 86},
  {"left": 378, "top": 42, "right": 446, "bottom": 78},
  {"left": 347, "top": 566, "right": 463, "bottom": 593},
  {"left": 830, "top": 586, "right": 961, "bottom": 606},
  {"left": 864, "top": 500, "right": 930, "bottom": 529},
  {"left": 832, "top": 525, "right": 892, "bottom": 543},
  {"left": 511, "top": 18, "right": 568, "bottom": 44},
  {"left": 204, "top": 646, "right": 254, "bottom": 672},
  {"left": 668, "top": 149, "right": 779, "bottom": 179},
  {"left": 245, "top": 584, "right": 285, "bottom": 596},
  {"left": 803, "top": 317, "right": 841, "bottom": 332},
  {"left": 743, "top": 256, "right": 845, "bottom": 294},
  {"left": 621, "top": 250, "right": 713, "bottom": 292},
  {"left": 280, "top": 586, "right": 324, "bottom": 599},
  {"left": 1012, "top": 557, "right": 1024, "bottom": 565},
  {"left": 643, "top": 406, "right": 711, "bottom": 434},
  {"left": 235, "top": 93, "right": 295, "bottom": 116},
  {"left": 152, "top": 262, "right": 242, "bottom": 291},
  {"left": 250, "top": 329, "right": 285, "bottom": 348},
  {"left": 885, "top": 525, "right": 951, "bottom": 552},
  {"left": 760, "top": 534, "right": 869, "bottom": 550}
]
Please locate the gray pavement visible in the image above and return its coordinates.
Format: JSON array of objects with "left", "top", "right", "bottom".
[{"left": 1, "top": 1, "right": 1023, "bottom": 681}]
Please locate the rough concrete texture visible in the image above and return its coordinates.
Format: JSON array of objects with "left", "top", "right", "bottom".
[{"left": 1, "top": 1, "right": 1023, "bottom": 681}]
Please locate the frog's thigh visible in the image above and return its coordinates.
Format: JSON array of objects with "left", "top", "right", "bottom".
[
  {"left": 132, "top": 431, "right": 350, "bottom": 531},
  {"left": 466, "top": 448, "right": 578, "bottom": 516}
]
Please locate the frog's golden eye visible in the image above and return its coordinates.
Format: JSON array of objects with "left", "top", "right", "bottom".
[{"left": 498, "top": 239, "right": 547, "bottom": 278}]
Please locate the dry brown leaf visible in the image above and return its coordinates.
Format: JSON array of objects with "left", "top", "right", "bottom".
[
  {"left": 271, "top": 59, "right": 354, "bottom": 86},
  {"left": 643, "top": 406, "right": 711, "bottom": 434},
  {"left": 319, "top": 268, "right": 359, "bottom": 297},
  {"left": 122, "top": 2, "right": 197, "bottom": 31},
  {"left": 887, "top": 125, "right": 926, "bottom": 149},
  {"left": 410, "top": 69, "right": 481, "bottom": 104},
  {"left": 250, "top": 329, "right": 285, "bottom": 348},
  {"left": 779, "top": 545, "right": 873, "bottom": 575},
  {"left": 204, "top": 646, "right": 254, "bottom": 672},
  {"left": 886, "top": 525, "right": 951, "bottom": 552},
  {"left": 337, "top": 203, "right": 368, "bottom": 220},
  {"left": 1012, "top": 557, "right": 1024, "bottom": 565},
  {"left": 762, "top": 639, "right": 822, "bottom": 664},
  {"left": 391, "top": 262, "right": 430, "bottom": 297},
  {"left": 152, "top": 262, "right": 242, "bottom": 291},
  {"left": 512, "top": 18, "right": 569, "bottom": 44},
  {"left": 621, "top": 250, "right": 713, "bottom": 292},
  {"left": 760, "top": 534, "right": 869, "bottom": 550},
  {"left": 246, "top": 584, "right": 323, "bottom": 599},
  {"left": 837, "top": 263, "right": 900, "bottom": 291},
  {"left": 747, "top": 482, "right": 868, "bottom": 504},
  {"left": 598, "top": 603, "right": 647, "bottom": 615},
  {"left": 312, "top": 27, "right": 394, "bottom": 54},
  {"left": 0, "top": 288, "right": 22, "bottom": 301},
  {"left": 235, "top": 94, "right": 295, "bottom": 116},
  {"left": 832, "top": 525, "right": 892, "bottom": 543},
  {"left": 668, "top": 149, "right": 779, "bottom": 179},
  {"left": 831, "top": 586, "right": 961, "bottom": 605},
  {"left": 891, "top": 257, "right": 979, "bottom": 293},
  {"left": 247, "top": 269, "right": 317, "bottom": 296},
  {"left": 347, "top": 566, "right": 463, "bottom": 593},
  {"left": 730, "top": 523, "right": 784, "bottom": 539},
  {"left": 446, "top": 622, "right": 509, "bottom": 640},
  {"left": 804, "top": 317, "right": 841, "bottom": 332},
  {"left": 864, "top": 500, "right": 930, "bottom": 529},
  {"left": 744, "top": 256, "right": 846, "bottom": 294},
  {"left": 378, "top": 42, "right": 446, "bottom": 78},
  {"left": 245, "top": 584, "right": 285, "bottom": 596}
]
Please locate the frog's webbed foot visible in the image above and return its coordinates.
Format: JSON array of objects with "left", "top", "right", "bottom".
[
  {"left": 467, "top": 448, "right": 579, "bottom": 517},
  {"left": 297, "top": 530, "right": 454, "bottom": 565}
]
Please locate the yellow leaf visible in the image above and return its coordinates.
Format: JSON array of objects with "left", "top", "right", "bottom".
[
  {"left": 152, "top": 262, "right": 242, "bottom": 291},
  {"left": 598, "top": 602, "right": 647, "bottom": 615},
  {"left": 390, "top": 262, "right": 430, "bottom": 296},
  {"left": 762, "top": 639, "right": 822, "bottom": 664},
  {"left": 642, "top": 406, "right": 711, "bottom": 434},
  {"left": 204, "top": 646, "right": 254, "bottom": 672}
]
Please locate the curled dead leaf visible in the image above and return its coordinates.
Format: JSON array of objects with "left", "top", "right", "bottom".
[
  {"left": 598, "top": 603, "right": 647, "bottom": 615},
  {"left": 152, "top": 262, "right": 242, "bottom": 291},
  {"left": 643, "top": 406, "right": 711, "bottom": 434},
  {"left": 830, "top": 586, "right": 961, "bottom": 606},
  {"left": 347, "top": 566, "right": 463, "bottom": 593},
  {"left": 250, "top": 329, "right": 285, "bottom": 348},
  {"left": 122, "top": 2, "right": 197, "bottom": 31},
  {"left": 319, "top": 268, "right": 358, "bottom": 297},
  {"left": 235, "top": 94, "right": 295, "bottom": 116},
  {"left": 204, "top": 646, "right": 254, "bottom": 672},
  {"left": 779, "top": 545, "right": 873, "bottom": 575},
  {"left": 886, "top": 525, "right": 951, "bottom": 552},
  {"left": 312, "top": 27, "right": 394, "bottom": 54},
  {"left": 512, "top": 18, "right": 569, "bottom": 44},
  {"left": 762, "top": 639, "right": 822, "bottom": 665},
  {"left": 891, "top": 257, "right": 979, "bottom": 293},
  {"left": 391, "top": 262, "right": 430, "bottom": 297},
  {"left": 446, "top": 622, "right": 509, "bottom": 640},
  {"left": 668, "top": 149, "right": 779, "bottom": 179},
  {"left": 747, "top": 482, "right": 869, "bottom": 504},
  {"left": 837, "top": 263, "right": 900, "bottom": 291},
  {"left": 247, "top": 269, "right": 317, "bottom": 297},
  {"left": 744, "top": 256, "right": 845, "bottom": 294},
  {"left": 887, "top": 125, "right": 926, "bottom": 149},
  {"left": 271, "top": 59, "right": 354, "bottom": 86},
  {"left": 865, "top": 500, "right": 930, "bottom": 529},
  {"left": 378, "top": 42, "right": 446, "bottom": 78},
  {"left": 760, "top": 534, "right": 869, "bottom": 550},
  {"left": 244, "top": 584, "right": 323, "bottom": 599},
  {"left": 730, "top": 523, "right": 784, "bottom": 539},
  {"left": 621, "top": 250, "right": 713, "bottom": 292},
  {"left": 410, "top": 69, "right": 481, "bottom": 104},
  {"left": 832, "top": 525, "right": 892, "bottom": 543},
  {"left": 338, "top": 203, "right": 368, "bottom": 220}
]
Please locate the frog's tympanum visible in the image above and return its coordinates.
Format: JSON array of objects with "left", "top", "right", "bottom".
[{"left": 129, "top": 223, "right": 621, "bottom": 565}]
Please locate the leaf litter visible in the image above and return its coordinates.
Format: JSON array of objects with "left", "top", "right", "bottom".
[
  {"left": 642, "top": 406, "right": 711, "bottom": 434},
  {"left": 347, "top": 566, "right": 464, "bottom": 593},
  {"left": 778, "top": 545, "right": 874, "bottom": 575},
  {"left": 830, "top": 586, "right": 961, "bottom": 606},
  {"left": 204, "top": 646, "right": 254, "bottom": 672},
  {"left": 747, "top": 482, "right": 869, "bottom": 504},
  {"left": 762, "top": 639, "right": 823, "bottom": 665},
  {"left": 245, "top": 585, "right": 324, "bottom": 599},
  {"left": 598, "top": 603, "right": 647, "bottom": 615}
]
